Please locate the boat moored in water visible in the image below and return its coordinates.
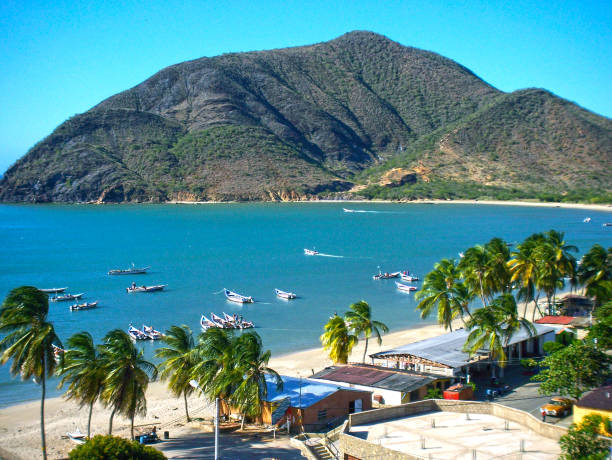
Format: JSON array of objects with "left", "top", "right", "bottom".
[
  {"left": 224, "top": 288, "right": 253, "bottom": 303},
  {"left": 128, "top": 325, "right": 148, "bottom": 340},
  {"left": 108, "top": 264, "right": 150, "bottom": 275},
  {"left": 275, "top": 288, "right": 297, "bottom": 299},
  {"left": 400, "top": 271, "right": 419, "bottom": 282},
  {"left": 126, "top": 284, "right": 166, "bottom": 293},
  {"left": 304, "top": 248, "right": 319, "bottom": 256},
  {"left": 69, "top": 301, "right": 98, "bottom": 311},
  {"left": 396, "top": 281, "right": 417, "bottom": 292},
  {"left": 373, "top": 269, "right": 400, "bottom": 280},
  {"left": 50, "top": 293, "right": 83, "bottom": 302},
  {"left": 142, "top": 325, "right": 163, "bottom": 340},
  {"left": 40, "top": 287, "right": 68, "bottom": 293}
]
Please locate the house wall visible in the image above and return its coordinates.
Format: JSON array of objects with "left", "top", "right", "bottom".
[{"left": 573, "top": 406, "right": 612, "bottom": 435}]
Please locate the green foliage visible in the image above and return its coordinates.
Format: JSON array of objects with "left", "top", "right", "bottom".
[
  {"left": 424, "top": 388, "right": 443, "bottom": 400},
  {"left": 520, "top": 358, "right": 538, "bottom": 369},
  {"left": 543, "top": 341, "right": 565, "bottom": 354},
  {"left": 344, "top": 300, "right": 389, "bottom": 363},
  {"left": 586, "top": 300, "right": 612, "bottom": 349},
  {"left": 559, "top": 415, "right": 611, "bottom": 460},
  {"left": 320, "top": 314, "right": 358, "bottom": 364},
  {"left": 68, "top": 435, "right": 167, "bottom": 460},
  {"left": 532, "top": 341, "right": 612, "bottom": 400}
]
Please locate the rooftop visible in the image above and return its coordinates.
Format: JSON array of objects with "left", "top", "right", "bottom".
[
  {"left": 348, "top": 411, "right": 560, "bottom": 459},
  {"left": 265, "top": 375, "right": 362, "bottom": 408},
  {"left": 371, "top": 324, "right": 554, "bottom": 369},
  {"left": 311, "top": 365, "right": 438, "bottom": 393},
  {"left": 535, "top": 315, "right": 576, "bottom": 325},
  {"left": 576, "top": 384, "right": 612, "bottom": 411}
]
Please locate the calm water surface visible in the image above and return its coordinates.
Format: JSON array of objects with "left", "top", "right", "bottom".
[{"left": 1, "top": 203, "right": 610, "bottom": 407}]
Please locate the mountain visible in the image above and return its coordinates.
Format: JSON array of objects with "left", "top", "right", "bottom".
[{"left": 1, "top": 31, "right": 610, "bottom": 203}]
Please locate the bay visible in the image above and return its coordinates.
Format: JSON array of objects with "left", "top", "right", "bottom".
[{"left": 0, "top": 202, "right": 610, "bottom": 407}]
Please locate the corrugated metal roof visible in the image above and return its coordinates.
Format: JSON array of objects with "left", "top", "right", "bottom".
[
  {"left": 535, "top": 316, "right": 576, "bottom": 325},
  {"left": 311, "top": 365, "right": 438, "bottom": 392},
  {"left": 370, "top": 324, "right": 554, "bottom": 369},
  {"left": 265, "top": 375, "right": 359, "bottom": 408}
]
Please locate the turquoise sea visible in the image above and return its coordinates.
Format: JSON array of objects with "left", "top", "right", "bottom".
[{"left": 1, "top": 203, "right": 611, "bottom": 407}]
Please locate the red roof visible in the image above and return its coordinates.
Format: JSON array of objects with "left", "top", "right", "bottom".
[{"left": 535, "top": 316, "right": 576, "bottom": 325}]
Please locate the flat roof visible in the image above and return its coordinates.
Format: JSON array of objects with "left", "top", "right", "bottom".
[
  {"left": 576, "top": 384, "right": 612, "bottom": 411},
  {"left": 265, "top": 375, "right": 367, "bottom": 408},
  {"left": 535, "top": 316, "right": 576, "bottom": 325},
  {"left": 311, "top": 365, "right": 438, "bottom": 393},
  {"left": 371, "top": 324, "right": 554, "bottom": 369},
  {"left": 348, "top": 411, "right": 560, "bottom": 459}
]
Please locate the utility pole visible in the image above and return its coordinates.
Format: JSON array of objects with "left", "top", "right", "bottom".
[{"left": 190, "top": 380, "right": 219, "bottom": 460}]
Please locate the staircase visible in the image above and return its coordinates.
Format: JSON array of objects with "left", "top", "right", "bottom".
[
  {"left": 304, "top": 436, "right": 336, "bottom": 460},
  {"left": 271, "top": 397, "right": 291, "bottom": 425}
]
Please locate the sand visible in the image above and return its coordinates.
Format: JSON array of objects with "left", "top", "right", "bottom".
[{"left": 0, "top": 302, "right": 548, "bottom": 460}]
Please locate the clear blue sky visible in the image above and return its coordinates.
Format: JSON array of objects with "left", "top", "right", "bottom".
[{"left": 1, "top": 0, "right": 611, "bottom": 174}]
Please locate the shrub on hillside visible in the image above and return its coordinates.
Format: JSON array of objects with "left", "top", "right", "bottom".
[{"left": 68, "top": 435, "right": 166, "bottom": 460}]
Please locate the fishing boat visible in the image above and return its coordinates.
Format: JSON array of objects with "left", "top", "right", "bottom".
[
  {"left": 275, "top": 288, "right": 297, "bottom": 299},
  {"left": 395, "top": 282, "right": 417, "bottom": 292},
  {"left": 69, "top": 301, "right": 98, "bottom": 311},
  {"left": 304, "top": 248, "right": 319, "bottom": 256},
  {"left": 50, "top": 293, "right": 83, "bottom": 302},
  {"left": 142, "top": 325, "right": 163, "bottom": 340},
  {"left": 603, "top": 223, "right": 612, "bottom": 227},
  {"left": 126, "top": 284, "right": 166, "bottom": 293},
  {"left": 200, "top": 314, "right": 218, "bottom": 330},
  {"left": 373, "top": 269, "right": 400, "bottom": 280},
  {"left": 400, "top": 272, "right": 419, "bottom": 282},
  {"left": 224, "top": 288, "right": 253, "bottom": 303},
  {"left": 583, "top": 217, "right": 592, "bottom": 223},
  {"left": 128, "top": 325, "right": 148, "bottom": 340},
  {"left": 210, "top": 312, "right": 230, "bottom": 328},
  {"left": 40, "top": 287, "right": 67, "bottom": 293},
  {"left": 108, "top": 264, "right": 150, "bottom": 275}
]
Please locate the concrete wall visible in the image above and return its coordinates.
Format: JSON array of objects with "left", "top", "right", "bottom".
[{"left": 340, "top": 399, "right": 568, "bottom": 460}]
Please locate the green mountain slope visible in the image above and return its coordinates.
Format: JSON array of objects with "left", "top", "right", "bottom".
[{"left": 1, "top": 31, "right": 610, "bottom": 203}]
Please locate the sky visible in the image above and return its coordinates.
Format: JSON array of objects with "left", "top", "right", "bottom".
[{"left": 1, "top": 0, "right": 611, "bottom": 174}]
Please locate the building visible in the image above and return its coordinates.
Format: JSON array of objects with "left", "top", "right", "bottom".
[
  {"left": 573, "top": 384, "right": 612, "bottom": 435},
  {"left": 370, "top": 324, "right": 555, "bottom": 378},
  {"left": 260, "top": 375, "right": 372, "bottom": 433},
  {"left": 311, "top": 364, "right": 451, "bottom": 405},
  {"left": 557, "top": 293, "right": 593, "bottom": 316}
]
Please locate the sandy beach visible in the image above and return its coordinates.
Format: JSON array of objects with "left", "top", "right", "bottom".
[{"left": 0, "top": 319, "right": 469, "bottom": 460}]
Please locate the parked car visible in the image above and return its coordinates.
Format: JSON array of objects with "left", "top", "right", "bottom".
[
  {"left": 540, "top": 397, "right": 572, "bottom": 417},
  {"left": 485, "top": 382, "right": 511, "bottom": 399}
]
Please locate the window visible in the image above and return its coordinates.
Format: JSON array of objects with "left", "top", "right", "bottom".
[{"left": 317, "top": 409, "right": 327, "bottom": 421}]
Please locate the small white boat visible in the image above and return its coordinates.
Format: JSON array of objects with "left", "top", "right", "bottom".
[
  {"left": 142, "top": 325, "right": 163, "bottom": 340},
  {"left": 304, "top": 248, "right": 319, "bottom": 256},
  {"left": 603, "top": 223, "right": 612, "bottom": 227},
  {"left": 396, "top": 282, "right": 417, "bottom": 292},
  {"left": 200, "top": 314, "right": 218, "bottom": 330},
  {"left": 40, "top": 287, "right": 68, "bottom": 293},
  {"left": 50, "top": 293, "right": 84, "bottom": 302},
  {"left": 108, "top": 264, "right": 150, "bottom": 275},
  {"left": 210, "top": 312, "right": 229, "bottom": 328},
  {"left": 66, "top": 428, "right": 86, "bottom": 444},
  {"left": 400, "top": 272, "right": 419, "bottom": 282},
  {"left": 128, "top": 325, "right": 148, "bottom": 340},
  {"left": 126, "top": 284, "right": 166, "bottom": 293},
  {"left": 275, "top": 288, "right": 297, "bottom": 299},
  {"left": 224, "top": 288, "right": 253, "bottom": 303},
  {"left": 583, "top": 217, "right": 591, "bottom": 223},
  {"left": 69, "top": 301, "right": 98, "bottom": 311},
  {"left": 373, "top": 269, "right": 400, "bottom": 280},
  {"left": 458, "top": 252, "right": 465, "bottom": 258}
]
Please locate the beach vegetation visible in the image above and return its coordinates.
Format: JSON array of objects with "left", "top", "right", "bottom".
[
  {"left": 558, "top": 414, "right": 611, "bottom": 460},
  {"left": 320, "top": 314, "right": 358, "bottom": 364},
  {"left": 68, "top": 434, "right": 167, "bottom": 460},
  {"left": 344, "top": 301, "right": 389, "bottom": 363},
  {"left": 155, "top": 325, "right": 198, "bottom": 422},
  {"left": 578, "top": 244, "right": 612, "bottom": 308},
  {"left": 57, "top": 332, "right": 106, "bottom": 438},
  {"left": 0, "top": 286, "right": 62, "bottom": 460},
  {"left": 99, "top": 329, "right": 158, "bottom": 439},
  {"left": 586, "top": 300, "right": 612, "bottom": 349},
  {"left": 423, "top": 388, "right": 443, "bottom": 399},
  {"left": 532, "top": 341, "right": 611, "bottom": 400}
]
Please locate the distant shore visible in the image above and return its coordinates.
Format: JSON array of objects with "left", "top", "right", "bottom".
[{"left": 167, "top": 198, "right": 612, "bottom": 212}]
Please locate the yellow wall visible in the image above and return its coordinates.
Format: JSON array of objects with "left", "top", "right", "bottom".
[{"left": 573, "top": 406, "right": 612, "bottom": 436}]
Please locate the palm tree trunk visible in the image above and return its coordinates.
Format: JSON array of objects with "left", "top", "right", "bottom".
[
  {"left": 362, "top": 337, "right": 369, "bottom": 363},
  {"left": 240, "top": 413, "right": 246, "bottom": 430},
  {"left": 87, "top": 400, "right": 94, "bottom": 438},
  {"left": 478, "top": 274, "right": 487, "bottom": 308},
  {"left": 40, "top": 360, "right": 47, "bottom": 460},
  {"left": 108, "top": 407, "right": 116, "bottom": 435},
  {"left": 130, "top": 414, "right": 134, "bottom": 440},
  {"left": 184, "top": 392, "right": 190, "bottom": 422}
]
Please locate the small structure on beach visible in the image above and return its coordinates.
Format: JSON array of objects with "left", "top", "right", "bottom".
[
  {"left": 260, "top": 375, "right": 372, "bottom": 433},
  {"left": 369, "top": 325, "right": 555, "bottom": 378},
  {"left": 310, "top": 364, "right": 450, "bottom": 406}
]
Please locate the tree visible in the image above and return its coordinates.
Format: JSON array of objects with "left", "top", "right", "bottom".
[
  {"left": 191, "top": 327, "right": 234, "bottom": 403},
  {"left": 416, "top": 259, "right": 473, "bottom": 330},
  {"left": 0, "top": 286, "right": 62, "bottom": 460},
  {"left": 155, "top": 325, "right": 197, "bottom": 422},
  {"left": 458, "top": 245, "right": 490, "bottom": 307},
  {"left": 99, "top": 329, "right": 158, "bottom": 439},
  {"left": 57, "top": 332, "right": 106, "bottom": 438},
  {"left": 68, "top": 434, "right": 167, "bottom": 460},
  {"left": 483, "top": 237, "right": 512, "bottom": 295},
  {"left": 586, "top": 300, "right": 612, "bottom": 349},
  {"left": 495, "top": 294, "right": 536, "bottom": 368},
  {"left": 578, "top": 244, "right": 612, "bottom": 307},
  {"left": 345, "top": 301, "right": 389, "bottom": 363},
  {"left": 532, "top": 341, "right": 611, "bottom": 400},
  {"left": 508, "top": 233, "right": 545, "bottom": 318},
  {"left": 559, "top": 414, "right": 611, "bottom": 460},
  {"left": 463, "top": 306, "right": 506, "bottom": 378},
  {"left": 320, "top": 314, "right": 357, "bottom": 364}
]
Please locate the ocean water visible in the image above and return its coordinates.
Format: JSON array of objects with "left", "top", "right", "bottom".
[{"left": 0, "top": 202, "right": 610, "bottom": 407}]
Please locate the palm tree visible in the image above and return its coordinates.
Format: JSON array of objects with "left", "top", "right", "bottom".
[
  {"left": 0, "top": 286, "right": 62, "bottom": 460},
  {"left": 415, "top": 259, "right": 473, "bottom": 330},
  {"left": 57, "top": 332, "right": 105, "bottom": 438},
  {"left": 345, "top": 301, "right": 389, "bottom": 363},
  {"left": 191, "top": 327, "right": 234, "bottom": 400},
  {"left": 320, "top": 314, "right": 357, "bottom": 364},
  {"left": 484, "top": 237, "right": 512, "bottom": 294},
  {"left": 463, "top": 306, "right": 506, "bottom": 378},
  {"left": 458, "top": 245, "right": 490, "bottom": 307},
  {"left": 155, "top": 325, "right": 197, "bottom": 422},
  {"left": 544, "top": 230, "right": 578, "bottom": 304},
  {"left": 227, "top": 331, "right": 282, "bottom": 429},
  {"left": 493, "top": 294, "right": 536, "bottom": 369},
  {"left": 578, "top": 244, "right": 612, "bottom": 307},
  {"left": 508, "top": 235, "right": 543, "bottom": 318},
  {"left": 99, "top": 329, "right": 158, "bottom": 439},
  {"left": 534, "top": 242, "right": 564, "bottom": 318}
]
